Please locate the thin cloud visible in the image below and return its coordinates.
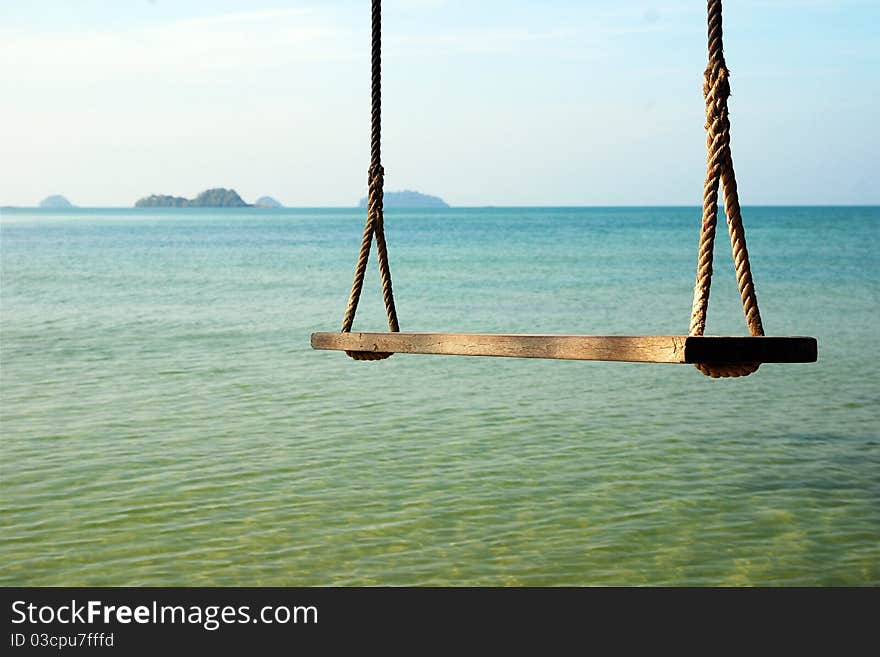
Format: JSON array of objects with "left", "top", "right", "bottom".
[
  {"left": 171, "top": 8, "right": 311, "bottom": 28},
  {"left": 0, "top": 8, "right": 356, "bottom": 87}
]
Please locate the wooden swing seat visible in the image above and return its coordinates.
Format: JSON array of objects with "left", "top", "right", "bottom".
[
  {"left": 311, "top": 332, "right": 817, "bottom": 364},
  {"left": 312, "top": 1, "right": 819, "bottom": 378}
]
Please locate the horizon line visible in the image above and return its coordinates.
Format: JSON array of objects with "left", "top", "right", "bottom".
[{"left": 4, "top": 203, "right": 880, "bottom": 210}]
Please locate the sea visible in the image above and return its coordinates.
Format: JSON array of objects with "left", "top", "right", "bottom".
[{"left": 1, "top": 206, "right": 878, "bottom": 585}]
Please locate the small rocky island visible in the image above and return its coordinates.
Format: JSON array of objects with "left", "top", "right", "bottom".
[
  {"left": 358, "top": 190, "right": 449, "bottom": 209},
  {"left": 135, "top": 188, "right": 250, "bottom": 208},
  {"left": 39, "top": 195, "right": 75, "bottom": 208},
  {"left": 254, "top": 196, "right": 283, "bottom": 208}
]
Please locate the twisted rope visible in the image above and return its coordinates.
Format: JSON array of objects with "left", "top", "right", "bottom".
[
  {"left": 341, "top": 0, "right": 399, "bottom": 360},
  {"left": 689, "top": 0, "right": 764, "bottom": 378}
]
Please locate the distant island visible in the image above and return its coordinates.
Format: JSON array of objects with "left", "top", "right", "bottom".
[
  {"left": 254, "top": 196, "right": 283, "bottom": 208},
  {"left": 40, "top": 195, "right": 75, "bottom": 208},
  {"left": 358, "top": 190, "right": 449, "bottom": 209},
  {"left": 135, "top": 188, "right": 250, "bottom": 208}
]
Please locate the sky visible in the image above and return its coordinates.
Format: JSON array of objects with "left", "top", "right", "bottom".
[{"left": 1, "top": 0, "right": 877, "bottom": 207}]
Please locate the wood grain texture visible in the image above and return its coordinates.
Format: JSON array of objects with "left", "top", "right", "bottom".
[{"left": 310, "top": 333, "right": 817, "bottom": 364}]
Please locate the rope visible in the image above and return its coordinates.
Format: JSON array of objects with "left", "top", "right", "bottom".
[
  {"left": 340, "top": 0, "right": 399, "bottom": 360},
  {"left": 689, "top": 0, "right": 764, "bottom": 378}
]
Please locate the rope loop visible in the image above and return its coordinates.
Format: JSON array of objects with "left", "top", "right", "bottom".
[
  {"left": 340, "top": 0, "right": 399, "bottom": 361},
  {"left": 689, "top": 0, "right": 764, "bottom": 378}
]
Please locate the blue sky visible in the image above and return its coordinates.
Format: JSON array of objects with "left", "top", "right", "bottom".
[{"left": 1, "top": 0, "right": 877, "bottom": 206}]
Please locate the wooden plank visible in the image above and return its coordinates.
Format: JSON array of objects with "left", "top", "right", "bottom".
[
  {"left": 311, "top": 332, "right": 817, "bottom": 364},
  {"left": 313, "top": 332, "right": 687, "bottom": 362}
]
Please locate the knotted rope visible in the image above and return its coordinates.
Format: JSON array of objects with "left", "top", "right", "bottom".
[
  {"left": 340, "top": 0, "right": 399, "bottom": 360},
  {"left": 689, "top": 0, "right": 764, "bottom": 378}
]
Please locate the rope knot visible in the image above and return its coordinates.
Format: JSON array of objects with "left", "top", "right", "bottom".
[
  {"left": 703, "top": 63, "right": 730, "bottom": 101},
  {"left": 368, "top": 164, "right": 384, "bottom": 182}
]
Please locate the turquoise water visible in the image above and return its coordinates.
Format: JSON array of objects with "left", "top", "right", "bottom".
[{"left": 1, "top": 206, "right": 878, "bottom": 585}]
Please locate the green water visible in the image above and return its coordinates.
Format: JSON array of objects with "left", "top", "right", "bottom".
[{"left": 1, "top": 206, "right": 878, "bottom": 585}]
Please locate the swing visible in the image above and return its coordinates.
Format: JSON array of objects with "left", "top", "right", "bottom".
[{"left": 311, "top": 0, "right": 817, "bottom": 378}]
